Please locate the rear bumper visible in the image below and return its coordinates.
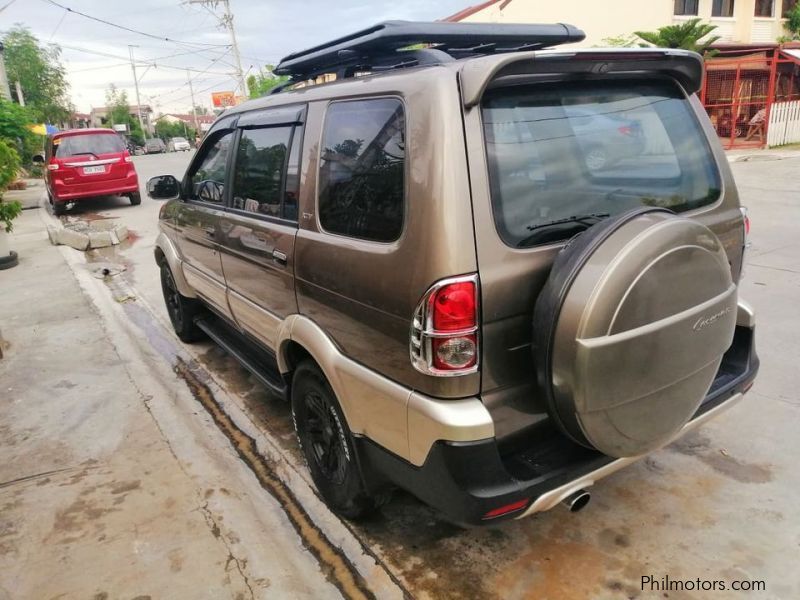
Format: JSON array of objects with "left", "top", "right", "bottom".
[
  {"left": 358, "top": 324, "right": 759, "bottom": 526},
  {"left": 52, "top": 172, "right": 139, "bottom": 201}
]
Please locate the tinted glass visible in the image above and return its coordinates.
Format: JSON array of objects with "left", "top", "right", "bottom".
[
  {"left": 755, "top": 0, "right": 774, "bottom": 15},
  {"left": 232, "top": 126, "right": 291, "bottom": 218},
  {"left": 482, "top": 80, "right": 721, "bottom": 248},
  {"left": 783, "top": 0, "right": 797, "bottom": 17},
  {"left": 674, "top": 0, "right": 699, "bottom": 14},
  {"left": 54, "top": 133, "right": 125, "bottom": 157},
  {"left": 713, "top": 0, "right": 735, "bottom": 16},
  {"left": 189, "top": 131, "right": 234, "bottom": 205},
  {"left": 284, "top": 125, "right": 303, "bottom": 222},
  {"left": 318, "top": 99, "right": 405, "bottom": 242}
]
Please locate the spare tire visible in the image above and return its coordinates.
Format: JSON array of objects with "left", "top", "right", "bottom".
[{"left": 533, "top": 207, "right": 737, "bottom": 458}]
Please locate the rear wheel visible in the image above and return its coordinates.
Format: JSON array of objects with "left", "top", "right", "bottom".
[
  {"left": 292, "top": 361, "right": 388, "bottom": 519},
  {"left": 129, "top": 191, "right": 142, "bottom": 206},
  {"left": 160, "top": 262, "right": 205, "bottom": 343},
  {"left": 52, "top": 200, "right": 66, "bottom": 216}
]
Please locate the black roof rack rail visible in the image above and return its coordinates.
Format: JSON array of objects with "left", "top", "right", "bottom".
[{"left": 273, "top": 20, "right": 585, "bottom": 83}]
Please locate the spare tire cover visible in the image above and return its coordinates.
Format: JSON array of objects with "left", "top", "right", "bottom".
[{"left": 533, "top": 207, "right": 737, "bottom": 458}]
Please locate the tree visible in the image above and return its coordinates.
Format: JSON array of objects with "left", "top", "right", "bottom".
[
  {"left": 193, "top": 105, "right": 209, "bottom": 116},
  {"left": 785, "top": 3, "right": 800, "bottom": 40},
  {"left": 0, "top": 98, "right": 34, "bottom": 141},
  {"left": 155, "top": 119, "right": 195, "bottom": 143},
  {"left": 600, "top": 34, "right": 639, "bottom": 48},
  {"left": 104, "top": 84, "right": 145, "bottom": 145},
  {"left": 2, "top": 26, "right": 71, "bottom": 124},
  {"left": 247, "top": 66, "right": 289, "bottom": 99},
  {"left": 635, "top": 18, "right": 720, "bottom": 56}
]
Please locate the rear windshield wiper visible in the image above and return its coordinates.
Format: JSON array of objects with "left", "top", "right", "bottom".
[{"left": 517, "top": 213, "right": 610, "bottom": 248}]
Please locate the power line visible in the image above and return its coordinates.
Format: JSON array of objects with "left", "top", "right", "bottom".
[
  {"left": 40, "top": 0, "right": 231, "bottom": 48},
  {"left": 58, "top": 43, "right": 231, "bottom": 75}
]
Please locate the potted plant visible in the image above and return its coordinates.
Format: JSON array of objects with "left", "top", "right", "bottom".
[{"left": 0, "top": 139, "right": 22, "bottom": 269}]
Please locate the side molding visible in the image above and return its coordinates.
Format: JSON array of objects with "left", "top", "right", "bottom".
[{"left": 154, "top": 230, "right": 196, "bottom": 298}]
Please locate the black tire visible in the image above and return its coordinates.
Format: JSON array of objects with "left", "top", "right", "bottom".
[
  {"left": 159, "top": 262, "right": 205, "bottom": 343},
  {"left": 53, "top": 200, "right": 66, "bottom": 216},
  {"left": 129, "top": 191, "right": 142, "bottom": 206},
  {"left": 292, "top": 361, "right": 388, "bottom": 519}
]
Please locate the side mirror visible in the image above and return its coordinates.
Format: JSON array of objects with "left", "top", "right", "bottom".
[
  {"left": 32, "top": 154, "right": 45, "bottom": 164},
  {"left": 147, "top": 175, "right": 181, "bottom": 200}
]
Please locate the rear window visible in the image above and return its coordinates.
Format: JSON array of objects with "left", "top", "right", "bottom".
[
  {"left": 54, "top": 133, "right": 125, "bottom": 158},
  {"left": 482, "top": 80, "right": 721, "bottom": 248}
]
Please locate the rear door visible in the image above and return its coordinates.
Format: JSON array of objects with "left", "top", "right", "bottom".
[
  {"left": 174, "top": 127, "right": 237, "bottom": 318},
  {"left": 217, "top": 106, "right": 305, "bottom": 349},
  {"left": 51, "top": 131, "right": 129, "bottom": 186}
]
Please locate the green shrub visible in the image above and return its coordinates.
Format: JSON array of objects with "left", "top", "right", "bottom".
[{"left": 0, "top": 139, "right": 21, "bottom": 191}]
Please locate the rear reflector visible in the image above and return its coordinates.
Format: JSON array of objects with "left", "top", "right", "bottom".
[{"left": 482, "top": 498, "right": 529, "bottom": 520}]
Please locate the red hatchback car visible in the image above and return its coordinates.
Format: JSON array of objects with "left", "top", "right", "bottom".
[{"left": 37, "top": 129, "right": 141, "bottom": 215}]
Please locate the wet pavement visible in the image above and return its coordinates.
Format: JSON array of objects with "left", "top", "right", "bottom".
[{"left": 5, "top": 152, "right": 799, "bottom": 599}]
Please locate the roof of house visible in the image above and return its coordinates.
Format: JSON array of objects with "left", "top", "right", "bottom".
[
  {"left": 89, "top": 105, "right": 153, "bottom": 115},
  {"left": 441, "top": 0, "right": 513, "bottom": 22},
  {"left": 157, "top": 113, "right": 216, "bottom": 124}
]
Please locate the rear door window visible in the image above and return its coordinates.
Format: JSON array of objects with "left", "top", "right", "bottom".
[
  {"left": 482, "top": 80, "right": 721, "bottom": 247},
  {"left": 54, "top": 133, "right": 125, "bottom": 157},
  {"left": 318, "top": 98, "right": 405, "bottom": 242}
]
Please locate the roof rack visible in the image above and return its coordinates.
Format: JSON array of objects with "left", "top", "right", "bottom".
[{"left": 273, "top": 20, "right": 585, "bottom": 84}]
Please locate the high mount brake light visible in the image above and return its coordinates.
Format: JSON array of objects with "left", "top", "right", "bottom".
[{"left": 410, "top": 275, "right": 479, "bottom": 376}]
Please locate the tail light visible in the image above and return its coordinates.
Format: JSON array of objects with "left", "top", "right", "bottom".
[
  {"left": 410, "top": 274, "right": 479, "bottom": 376},
  {"left": 739, "top": 206, "right": 751, "bottom": 278},
  {"left": 47, "top": 162, "right": 59, "bottom": 171}
]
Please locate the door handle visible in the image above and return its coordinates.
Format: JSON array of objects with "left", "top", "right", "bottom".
[{"left": 272, "top": 249, "right": 288, "bottom": 265}]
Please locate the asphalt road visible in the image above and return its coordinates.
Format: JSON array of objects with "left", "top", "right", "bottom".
[{"left": 32, "top": 151, "right": 800, "bottom": 598}]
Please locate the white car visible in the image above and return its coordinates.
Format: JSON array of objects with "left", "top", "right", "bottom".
[{"left": 168, "top": 137, "right": 191, "bottom": 152}]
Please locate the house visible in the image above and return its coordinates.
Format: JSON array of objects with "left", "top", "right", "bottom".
[
  {"left": 443, "top": 0, "right": 799, "bottom": 46},
  {"left": 156, "top": 113, "right": 216, "bottom": 133},
  {"left": 89, "top": 105, "right": 154, "bottom": 132},
  {"left": 68, "top": 112, "right": 91, "bottom": 129}
]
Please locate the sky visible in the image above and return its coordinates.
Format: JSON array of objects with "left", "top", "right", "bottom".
[{"left": 1, "top": 0, "right": 470, "bottom": 115}]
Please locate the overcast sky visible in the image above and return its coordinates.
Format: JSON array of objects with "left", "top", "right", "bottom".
[{"left": 2, "top": 0, "right": 469, "bottom": 115}]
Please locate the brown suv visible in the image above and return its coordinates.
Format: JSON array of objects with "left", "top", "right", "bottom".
[{"left": 148, "top": 21, "right": 758, "bottom": 525}]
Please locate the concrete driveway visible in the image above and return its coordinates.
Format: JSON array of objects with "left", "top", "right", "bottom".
[{"left": 1, "top": 150, "right": 798, "bottom": 599}]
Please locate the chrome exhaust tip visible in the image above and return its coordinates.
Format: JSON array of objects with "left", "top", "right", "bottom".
[{"left": 562, "top": 489, "right": 591, "bottom": 513}]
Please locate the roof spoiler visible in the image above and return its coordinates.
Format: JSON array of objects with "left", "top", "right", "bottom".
[{"left": 460, "top": 48, "right": 705, "bottom": 107}]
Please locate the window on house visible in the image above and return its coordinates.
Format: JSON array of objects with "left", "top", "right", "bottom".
[
  {"left": 674, "top": 0, "right": 699, "bottom": 15},
  {"left": 318, "top": 99, "right": 405, "bottom": 242},
  {"left": 712, "top": 0, "right": 735, "bottom": 17},
  {"left": 783, "top": 0, "right": 798, "bottom": 17},
  {"left": 755, "top": 0, "right": 774, "bottom": 16}
]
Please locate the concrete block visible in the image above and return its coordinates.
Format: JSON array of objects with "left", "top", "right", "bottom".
[
  {"left": 89, "top": 231, "right": 114, "bottom": 248},
  {"left": 113, "top": 224, "right": 129, "bottom": 242},
  {"left": 57, "top": 228, "right": 89, "bottom": 251},
  {"left": 47, "top": 226, "right": 59, "bottom": 245}
]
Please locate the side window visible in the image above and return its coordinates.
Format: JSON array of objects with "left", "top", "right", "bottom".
[
  {"left": 318, "top": 98, "right": 405, "bottom": 242},
  {"left": 189, "top": 131, "right": 234, "bottom": 205},
  {"left": 283, "top": 125, "right": 303, "bottom": 222},
  {"left": 231, "top": 126, "right": 292, "bottom": 218}
]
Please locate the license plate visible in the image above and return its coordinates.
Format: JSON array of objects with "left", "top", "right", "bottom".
[{"left": 83, "top": 165, "right": 105, "bottom": 175}]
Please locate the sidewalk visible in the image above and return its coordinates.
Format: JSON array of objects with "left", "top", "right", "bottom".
[
  {"left": 2, "top": 179, "right": 45, "bottom": 211},
  {"left": 0, "top": 211, "right": 339, "bottom": 598}
]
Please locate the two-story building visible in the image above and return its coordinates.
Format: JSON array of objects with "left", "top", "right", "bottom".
[{"left": 444, "top": 0, "right": 799, "bottom": 45}]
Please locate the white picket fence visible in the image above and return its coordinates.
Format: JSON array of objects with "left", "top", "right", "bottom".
[{"left": 767, "top": 100, "right": 800, "bottom": 147}]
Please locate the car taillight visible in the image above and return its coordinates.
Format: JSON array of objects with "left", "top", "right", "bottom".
[
  {"left": 740, "top": 206, "right": 751, "bottom": 279},
  {"left": 410, "top": 275, "right": 479, "bottom": 376},
  {"left": 47, "top": 162, "right": 59, "bottom": 171}
]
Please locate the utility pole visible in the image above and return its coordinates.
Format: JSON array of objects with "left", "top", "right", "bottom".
[
  {"left": 187, "top": 69, "right": 200, "bottom": 134},
  {"left": 14, "top": 81, "right": 24, "bottom": 106},
  {"left": 186, "top": 0, "right": 248, "bottom": 97},
  {"left": 128, "top": 45, "right": 147, "bottom": 137},
  {"left": 0, "top": 43, "right": 12, "bottom": 101}
]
